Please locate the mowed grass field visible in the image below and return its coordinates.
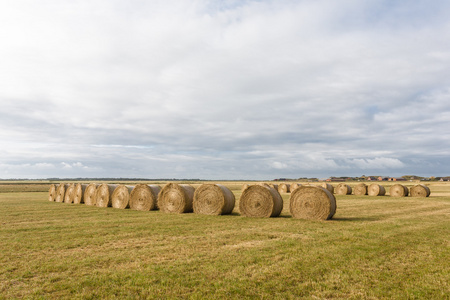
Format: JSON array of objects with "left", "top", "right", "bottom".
[{"left": 0, "top": 181, "right": 449, "bottom": 299}]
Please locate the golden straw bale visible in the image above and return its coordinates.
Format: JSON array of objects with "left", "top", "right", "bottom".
[
  {"left": 410, "top": 184, "right": 431, "bottom": 197},
  {"left": 241, "top": 183, "right": 250, "bottom": 191},
  {"left": 239, "top": 185, "right": 283, "bottom": 218},
  {"left": 130, "top": 184, "right": 161, "bottom": 211},
  {"left": 64, "top": 183, "right": 75, "bottom": 203},
  {"left": 368, "top": 184, "right": 386, "bottom": 196},
  {"left": 111, "top": 185, "right": 134, "bottom": 209},
  {"left": 335, "top": 183, "right": 352, "bottom": 195},
  {"left": 158, "top": 183, "right": 195, "bottom": 213},
  {"left": 193, "top": 184, "right": 235, "bottom": 215},
  {"left": 289, "top": 186, "right": 336, "bottom": 220},
  {"left": 48, "top": 184, "right": 57, "bottom": 202},
  {"left": 95, "top": 184, "right": 118, "bottom": 208},
  {"left": 73, "top": 183, "right": 88, "bottom": 204},
  {"left": 290, "top": 183, "right": 301, "bottom": 192},
  {"left": 55, "top": 183, "right": 65, "bottom": 203},
  {"left": 278, "top": 183, "right": 290, "bottom": 193},
  {"left": 319, "top": 182, "right": 334, "bottom": 194},
  {"left": 84, "top": 183, "right": 98, "bottom": 206},
  {"left": 389, "top": 184, "right": 409, "bottom": 197},
  {"left": 354, "top": 183, "right": 368, "bottom": 196}
]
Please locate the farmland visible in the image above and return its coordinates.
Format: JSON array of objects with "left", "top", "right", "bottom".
[{"left": 0, "top": 181, "right": 449, "bottom": 299}]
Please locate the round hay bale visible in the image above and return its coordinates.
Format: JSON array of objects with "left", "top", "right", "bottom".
[
  {"left": 390, "top": 184, "right": 409, "bottom": 197},
  {"left": 95, "top": 184, "right": 118, "bottom": 208},
  {"left": 290, "top": 183, "right": 301, "bottom": 192},
  {"left": 319, "top": 182, "right": 334, "bottom": 194},
  {"left": 55, "top": 183, "right": 65, "bottom": 203},
  {"left": 239, "top": 185, "right": 283, "bottom": 218},
  {"left": 269, "top": 183, "right": 279, "bottom": 191},
  {"left": 354, "top": 183, "right": 368, "bottom": 196},
  {"left": 278, "top": 183, "right": 290, "bottom": 193},
  {"left": 84, "top": 183, "right": 98, "bottom": 206},
  {"left": 193, "top": 184, "right": 235, "bottom": 215},
  {"left": 368, "top": 184, "right": 386, "bottom": 196},
  {"left": 129, "top": 184, "right": 161, "bottom": 211},
  {"left": 410, "top": 184, "right": 431, "bottom": 197},
  {"left": 241, "top": 183, "right": 250, "bottom": 191},
  {"left": 73, "top": 183, "right": 88, "bottom": 204},
  {"left": 289, "top": 186, "right": 336, "bottom": 220},
  {"left": 111, "top": 185, "right": 134, "bottom": 209},
  {"left": 64, "top": 183, "right": 75, "bottom": 203},
  {"left": 48, "top": 184, "right": 57, "bottom": 202},
  {"left": 335, "top": 183, "right": 352, "bottom": 195},
  {"left": 258, "top": 182, "right": 271, "bottom": 188},
  {"left": 158, "top": 183, "right": 195, "bottom": 213}
]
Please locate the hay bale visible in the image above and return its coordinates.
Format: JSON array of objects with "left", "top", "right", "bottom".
[
  {"left": 193, "top": 184, "right": 235, "bottom": 215},
  {"left": 390, "top": 184, "right": 409, "bottom": 197},
  {"left": 269, "top": 183, "right": 279, "bottom": 191},
  {"left": 368, "top": 184, "right": 386, "bottom": 196},
  {"left": 319, "top": 182, "right": 334, "bottom": 194},
  {"left": 129, "top": 184, "right": 161, "bottom": 211},
  {"left": 354, "top": 183, "right": 368, "bottom": 196},
  {"left": 335, "top": 183, "right": 352, "bottom": 195},
  {"left": 158, "top": 183, "right": 195, "bottom": 213},
  {"left": 239, "top": 185, "right": 283, "bottom": 217},
  {"left": 48, "top": 184, "right": 57, "bottom": 202},
  {"left": 64, "top": 183, "right": 75, "bottom": 203},
  {"left": 290, "top": 183, "right": 301, "bottom": 192},
  {"left": 95, "top": 184, "right": 118, "bottom": 208},
  {"left": 55, "top": 183, "right": 65, "bottom": 203},
  {"left": 73, "top": 183, "right": 88, "bottom": 204},
  {"left": 84, "top": 183, "right": 98, "bottom": 206},
  {"left": 278, "top": 183, "right": 290, "bottom": 193},
  {"left": 241, "top": 183, "right": 250, "bottom": 191},
  {"left": 111, "top": 185, "right": 134, "bottom": 209},
  {"left": 410, "top": 184, "right": 431, "bottom": 197},
  {"left": 289, "top": 186, "right": 336, "bottom": 220}
]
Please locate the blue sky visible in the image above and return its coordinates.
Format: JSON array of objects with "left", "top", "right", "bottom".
[{"left": 1, "top": 0, "right": 450, "bottom": 180}]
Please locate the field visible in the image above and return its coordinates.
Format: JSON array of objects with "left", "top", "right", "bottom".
[{"left": 0, "top": 181, "right": 449, "bottom": 299}]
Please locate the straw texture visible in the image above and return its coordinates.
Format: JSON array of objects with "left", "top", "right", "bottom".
[
  {"left": 111, "top": 185, "right": 134, "bottom": 209},
  {"left": 290, "top": 183, "right": 301, "bottom": 192},
  {"left": 239, "top": 185, "right": 283, "bottom": 217},
  {"left": 63, "top": 183, "right": 75, "bottom": 203},
  {"left": 48, "top": 184, "right": 57, "bottom": 202},
  {"left": 354, "top": 183, "right": 368, "bottom": 196},
  {"left": 289, "top": 186, "right": 336, "bottom": 220},
  {"left": 55, "top": 183, "right": 65, "bottom": 203},
  {"left": 129, "top": 184, "right": 161, "bottom": 211},
  {"left": 410, "top": 184, "right": 431, "bottom": 197},
  {"left": 84, "top": 183, "right": 98, "bottom": 206},
  {"left": 368, "top": 184, "right": 386, "bottom": 196},
  {"left": 335, "top": 183, "right": 352, "bottom": 195},
  {"left": 390, "top": 184, "right": 409, "bottom": 197},
  {"left": 193, "top": 184, "right": 235, "bottom": 215},
  {"left": 95, "top": 184, "right": 118, "bottom": 208},
  {"left": 158, "top": 183, "right": 195, "bottom": 213},
  {"left": 73, "top": 183, "right": 88, "bottom": 204},
  {"left": 319, "top": 183, "right": 335, "bottom": 194},
  {"left": 278, "top": 183, "right": 290, "bottom": 193}
]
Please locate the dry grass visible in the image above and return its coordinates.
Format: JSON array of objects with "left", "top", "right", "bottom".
[{"left": 0, "top": 181, "right": 449, "bottom": 299}]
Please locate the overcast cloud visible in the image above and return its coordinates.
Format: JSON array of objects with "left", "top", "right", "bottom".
[{"left": 1, "top": 0, "right": 450, "bottom": 180}]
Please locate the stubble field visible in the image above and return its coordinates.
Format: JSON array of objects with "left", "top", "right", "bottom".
[{"left": 0, "top": 181, "right": 449, "bottom": 299}]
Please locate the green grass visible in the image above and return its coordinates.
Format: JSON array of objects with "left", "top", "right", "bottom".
[{"left": 0, "top": 182, "right": 449, "bottom": 299}]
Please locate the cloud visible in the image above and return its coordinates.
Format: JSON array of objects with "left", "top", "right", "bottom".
[{"left": 0, "top": 0, "right": 450, "bottom": 179}]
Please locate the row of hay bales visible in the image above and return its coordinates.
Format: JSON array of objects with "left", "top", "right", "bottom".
[
  {"left": 258, "top": 182, "right": 431, "bottom": 197},
  {"left": 48, "top": 182, "right": 336, "bottom": 220},
  {"left": 333, "top": 183, "right": 431, "bottom": 197}
]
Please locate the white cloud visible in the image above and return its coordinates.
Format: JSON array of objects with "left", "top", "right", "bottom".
[{"left": 0, "top": 0, "right": 450, "bottom": 179}]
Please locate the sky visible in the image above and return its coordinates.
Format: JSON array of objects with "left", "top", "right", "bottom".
[{"left": 1, "top": 0, "right": 450, "bottom": 180}]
